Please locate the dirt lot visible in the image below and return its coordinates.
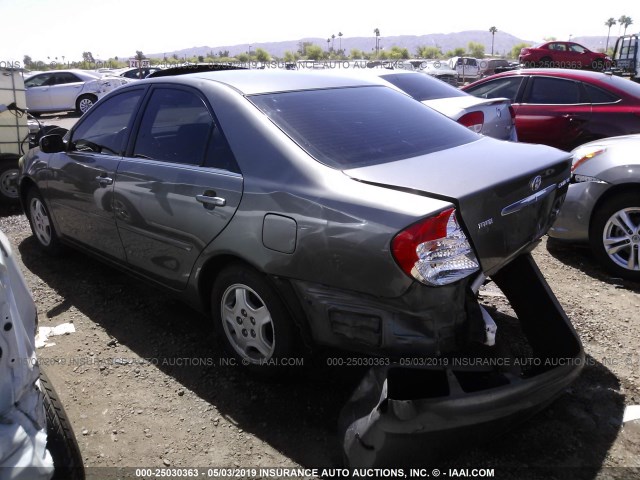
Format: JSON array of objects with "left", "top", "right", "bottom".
[{"left": 1, "top": 201, "right": 640, "bottom": 480}]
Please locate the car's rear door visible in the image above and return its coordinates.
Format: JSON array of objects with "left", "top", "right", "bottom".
[
  {"left": 114, "top": 86, "right": 243, "bottom": 290},
  {"left": 48, "top": 72, "right": 85, "bottom": 111},
  {"left": 514, "top": 75, "right": 592, "bottom": 150},
  {"left": 46, "top": 88, "right": 146, "bottom": 260}
]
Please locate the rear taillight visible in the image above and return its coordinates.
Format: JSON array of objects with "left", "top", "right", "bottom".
[
  {"left": 508, "top": 105, "right": 516, "bottom": 124},
  {"left": 458, "top": 111, "right": 484, "bottom": 133},
  {"left": 391, "top": 208, "right": 480, "bottom": 286}
]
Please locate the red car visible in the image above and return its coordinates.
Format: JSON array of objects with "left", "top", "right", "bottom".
[
  {"left": 519, "top": 41, "right": 610, "bottom": 70},
  {"left": 462, "top": 69, "right": 640, "bottom": 151}
]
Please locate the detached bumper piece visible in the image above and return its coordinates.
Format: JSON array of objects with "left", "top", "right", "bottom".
[{"left": 339, "top": 253, "right": 584, "bottom": 468}]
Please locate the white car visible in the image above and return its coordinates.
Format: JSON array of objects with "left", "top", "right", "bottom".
[
  {"left": 0, "top": 230, "right": 84, "bottom": 479},
  {"left": 322, "top": 69, "right": 517, "bottom": 141},
  {"left": 24, "top": 69, "right": 130, "bottom": 115}
]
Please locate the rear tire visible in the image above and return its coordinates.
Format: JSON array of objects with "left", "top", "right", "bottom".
[
  {"left": 539, "top": 56, "right": 553, "bottom": 68},
  {"left": 76, "top": 95, "right": 97, "bottom": 115},
  {"left": 211, "top": 264, "right": 301, "bottom": 375},
  {"left": 589, "top": 192, "right": 640, "bottom": 281},
  {"left": 40, "top": 370, "right": 85, "bottom": 480}
]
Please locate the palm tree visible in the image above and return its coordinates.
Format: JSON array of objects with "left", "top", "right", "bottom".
[
  {"left": 605, "top": 18, "right": 616, "bottom": 51},
  {"left": 331, "top": 34, "right": 335, "bottom": 52},
  {"left": 338, "top": 32, "right": 343, "bottom": 54},
  {"left": 327, "top": 38, "right": 330, "bottom": 52},
  {"left": 619, "top": 15, "right": 633, "bottom": 36},
  {"left": 489, "top": 26, "right": 498, "bottom": 56},
  {"left": 374, "top": 28, "right": 380, "bottom": 57}
]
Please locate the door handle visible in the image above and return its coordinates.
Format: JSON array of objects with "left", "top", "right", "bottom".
[
  {"left": 196, "top": 194, "right": 226, "bottom": 208},
  {"left": 96, "top": 175, "right": 113, "bottom": 187}
]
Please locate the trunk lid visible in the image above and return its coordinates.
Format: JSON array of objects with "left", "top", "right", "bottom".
[
  {"left": 422, "top": 96, "right": 511, "bottom": 118},
  {"left": 344, "top": 137, "right": 571, "bottom": 275}
]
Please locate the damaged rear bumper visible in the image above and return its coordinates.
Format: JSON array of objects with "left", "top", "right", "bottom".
[{"left": 339, "top": 253, "right": 584, "bottom": 468}]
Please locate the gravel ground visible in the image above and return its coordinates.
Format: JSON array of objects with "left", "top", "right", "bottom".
[{"left": 2, "top": 202, "right": 639, "bottom": 480}]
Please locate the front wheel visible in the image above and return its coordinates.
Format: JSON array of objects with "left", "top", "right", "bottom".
[
  {"left": 27, "top": 188, "right": 63, "bottom": 255},
  {"left": 589, "top": 193, "right": 640, "bottom": 281},
  {"left": 211, "top": 264, "right": 301, "bottom": 374},
  {"left": 76, "top": 95, "right": 97, "bottom": 114}
]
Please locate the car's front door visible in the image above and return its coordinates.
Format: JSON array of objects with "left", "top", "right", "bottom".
[
  {"left": 514, "top": 76, "right": 592, "bottom": 150},
  {"left": 47, "top": 88, "right": 145, "bottom": 260},
  {"left": 114, "top": 86, "right": 243, "bottom": 290},
  {"left": 24, "top": 73, "right": 54, "bottom": 111}
]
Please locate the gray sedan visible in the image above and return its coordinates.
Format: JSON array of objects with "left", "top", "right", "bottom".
[
  {"left": 19, "top": 70, "right": 583, "bottom": 465},
  {"left": 549, "top": 134, "right": 640, "bottom": 281}
]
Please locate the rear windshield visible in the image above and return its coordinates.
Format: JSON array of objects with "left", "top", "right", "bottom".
[
  {"left": 380, "top": 72, "right": 466, "bottom": 101},
  {"left": 250, "top": 86, "right": 477, "bottom": 169},
  {"left": 605, "top": 74, "right": 640, "bottom": 98}
]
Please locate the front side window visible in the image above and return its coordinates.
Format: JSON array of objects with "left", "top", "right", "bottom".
[
  {"left": 133, "top": 88, "right": 213, "bottom": 165},
  {"left": 25, "top": 74, "right": 52, "bottom": 88},
  {"left": 251, "top": 86, "right": 477, "bottom": 169},
  {"left": 71, "top": 89, "right": 144, "bottom": 155}
]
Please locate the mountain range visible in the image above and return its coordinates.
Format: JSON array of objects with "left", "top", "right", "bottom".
[{"left": 142, "top": 31, "right": 613, "bottom": 60}]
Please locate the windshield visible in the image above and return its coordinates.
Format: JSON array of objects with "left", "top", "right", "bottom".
[
  {"left": 250, "top": 86, "right": 477, "bottom": 169},
  {"left": 380, "top": 72, "right": 466, "bottom": 100}
]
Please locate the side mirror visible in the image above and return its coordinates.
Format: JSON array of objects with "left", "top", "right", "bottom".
[{"left": 39, "top": 134, "right": 65, "bottom": 153}]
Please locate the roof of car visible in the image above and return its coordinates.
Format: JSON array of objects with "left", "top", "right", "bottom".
[
  {"left": 146, "top": 69, "right": 383, "bottom": 95},
  {"left": 475, "top": 68, "right": 616, "bottom": 82}
]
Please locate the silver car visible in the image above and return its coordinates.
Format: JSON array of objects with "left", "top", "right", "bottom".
[
  {"left": 341, "top": 70, "right": 517, "bottom": 141},
  {"left": 19, "top": 70, "right": 583, "bottom": 465},
  {"left": 549, "top": 134, "right": 640, "bottom": 281},
  {"left": 24, "top": 69, "right": 129, "bottom": 115}
]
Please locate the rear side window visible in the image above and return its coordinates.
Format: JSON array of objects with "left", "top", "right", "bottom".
[
  {"left": 380, "top": 73, "right": 466, "bottom": 100},
  {"left": 526, "top": 77, "right": 583, "bottom": 104},
  {"left": 583, "top": 84, "right": 620, "bottom": 104},
  {"left": 133, "top": 88, "right": 213, "bottom": 165},
  {"left": 250, "top": 86, "right": 477, "bottom": 169}
]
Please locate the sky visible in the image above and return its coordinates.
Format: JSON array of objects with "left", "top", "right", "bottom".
[{"left": 1, "top": 0, "right": 638, "bottom": 63}]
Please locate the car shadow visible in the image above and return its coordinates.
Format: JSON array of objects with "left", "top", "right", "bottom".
[
  {"left": 0, "top": 203, "right": 24, "bottom": 217},
  {"left": 545, "top": 237, "right": 640, "bottom": 293},
  {"left": 17, "top": 236, "right": 623, "bottom": 477}
]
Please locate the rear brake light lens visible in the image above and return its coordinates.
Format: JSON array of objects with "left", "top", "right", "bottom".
[
  {"left": 458, "top": 111, "right": 484, "bottom": 133},
  {"left": 508, "top": 105, "right": 516, "bottom": 125},
  {"left": 391, "top": 208, "right": 480, "bottom": 286}
]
